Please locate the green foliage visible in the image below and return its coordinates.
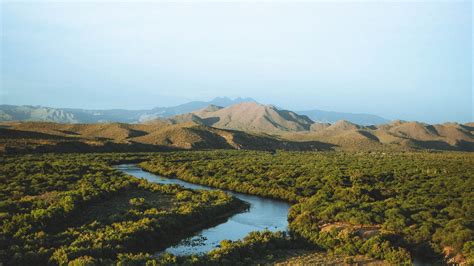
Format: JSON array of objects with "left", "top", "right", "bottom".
[
  {"left": 0, "top": 153, "right": 245, "bottom": 265},
  {"left": 141, "top": 150, "right": 474, "bottom": 263},
  {"left": 2, "top": 150, "right": 472, "bottom": 265},
  {"left": 129, "top": 197, "right": 145, "bottom": 207}
]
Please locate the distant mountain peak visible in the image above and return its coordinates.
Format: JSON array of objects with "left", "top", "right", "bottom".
[
  {"left": 202, "top": 104, "right": 223, "bottom": 112},
  {"left": 208, "top": 97, "right": 257, "bottom": 107}
]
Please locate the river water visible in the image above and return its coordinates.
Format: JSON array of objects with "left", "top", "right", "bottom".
[{"left": 114, "top": 164, "right": 291, "bottom": 255}]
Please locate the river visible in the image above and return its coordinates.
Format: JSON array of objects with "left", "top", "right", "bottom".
[{"left": 114, "top": 164, "right": 291, "bottom": 256}]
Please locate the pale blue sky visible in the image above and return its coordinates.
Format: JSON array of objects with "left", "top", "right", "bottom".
[{"left": 1, "top": 1, "right": 472, "bottom": 123}]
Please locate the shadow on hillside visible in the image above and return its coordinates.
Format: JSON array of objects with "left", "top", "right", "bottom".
[
  {"left": 4, "top": 141, "right": 182, "bottom": 154},
  {"left": 0, "top": 128, "right": 73, "bottom": 140},
  {"left": 357, "top": 130, "right": 380, "bottom": 142},
  {"left": 461, "top": 124, "right": 474, "bottom": 131},
  {"left": 281, "top": 140, "right": 337, "bottom": 151},
  {"left": 455, "top": 140, "right": 474, "bottom": 152},
  {"left": 201, "top": 117, "right": 220, "bottom": 126},
  {"left": 410, "top": 139, "right": 471, "bottom": 151}
]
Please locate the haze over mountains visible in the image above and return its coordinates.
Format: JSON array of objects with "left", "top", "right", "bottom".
[
  {"left": 0, "top": 97, "right": 389, "bottom": 125},
  {"left": 1, "top": 100, "right": 473, "bottom": 153}
]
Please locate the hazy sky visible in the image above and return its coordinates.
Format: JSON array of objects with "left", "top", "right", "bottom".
[{"left": 1, "top": 0, "right": 472, "bottom": 123}]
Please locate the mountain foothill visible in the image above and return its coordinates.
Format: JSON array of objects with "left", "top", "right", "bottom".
[{"left": 1, "top": 101, "right": 473, "bottom": 153}]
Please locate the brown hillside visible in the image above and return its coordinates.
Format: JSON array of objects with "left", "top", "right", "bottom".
[
  {"left": 282, "top": 120, "right": 474, "bottom": 151},
  {"left": 188, "top": 102, "right": 314, "bottom": 133},
  {"left": 310, "top": 122, "right": 330, "bottom": 132},
  {"left": 0, "top": 121, "right": 332, "bottom": 153},
  {"left": 2, "top": 119, "right": 473, "bottom": 153},
  {"left": 326, "top": 120, "right": 362, "bottom": 131}
]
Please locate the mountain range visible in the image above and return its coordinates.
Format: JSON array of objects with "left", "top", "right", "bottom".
[
  {"left": 0, "top": 97, "right": 389, "bottom": 125},
  {"left": 1, "top": 101, "right": 473, "bottom": 153}
]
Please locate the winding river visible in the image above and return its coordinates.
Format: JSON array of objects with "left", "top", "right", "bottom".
[{"left": 114, "top": 164, "right": 291, "bottom": 256}]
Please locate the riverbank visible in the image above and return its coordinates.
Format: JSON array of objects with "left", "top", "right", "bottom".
[
  {"left": 121, "top": 164, "right": 401, "bottom": 265},
  {"left": 117, "top": 164, "right": 291, "bottom": 255}
]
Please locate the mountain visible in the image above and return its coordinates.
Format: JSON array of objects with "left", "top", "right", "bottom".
[
  {"left": 143, "top": 97, "right": 256, "bottom": 121},
  {"left": 2, "top": 100, "right": 472, "bottom": 152},
  {"left": 297, "top": 109, "right": 389, "bottom": 125},
  {"left": 0, "top": 105, "right": 81, "bottom": 123},
  {"left": 1, "top": 98, "right": 389, "bottom": 125},
  {"left": 0, "top": 105, "right": 149, "bottom": 123},
  {"left": 144, "top": 102, "right": 474, "bottom": 151},
  {"left": 0, "top": 97, "right": 256, "bottom": 124},
  {"left": 185, "top": 102, "right": 314, "bottom": 133}
]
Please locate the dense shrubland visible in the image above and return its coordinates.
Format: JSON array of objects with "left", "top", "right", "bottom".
[
  {"left": 0, "top": 153, "right": 246, "bottom": 265},
  {"left": 2, "top": 150, "right": 472, "bottom": 265},
  {"left": 141, "top": 150, "right": 474, "bottom": 264}
]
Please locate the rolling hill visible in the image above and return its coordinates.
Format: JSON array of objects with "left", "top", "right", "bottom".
[
  {"left": 283, "top": 120, "right": 474, "bottom": 151},
  {"left": 0, "top": 121, "right": 332, "bottom": 153}
]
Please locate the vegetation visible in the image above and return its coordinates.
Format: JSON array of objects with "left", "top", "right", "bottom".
[
  {"left": 1, "top": 150, "right": 472, "bottom": 265},
  {"left": 113, "top": 231, "right": 306, "bottom": 265},
  {"left": 141, "top": 150, "right": 474, "bottom": 264},
  {"left": 0, "top": 153, "right": 246, "bottom": 265}
]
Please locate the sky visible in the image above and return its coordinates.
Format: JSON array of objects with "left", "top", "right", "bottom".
[{"left": 0, "top": 0, "right": 472, "bottom": 123}]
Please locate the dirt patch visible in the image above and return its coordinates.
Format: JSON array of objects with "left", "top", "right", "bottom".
[{"left": 320, "top": 222, "right": 381, "bottom": 240}]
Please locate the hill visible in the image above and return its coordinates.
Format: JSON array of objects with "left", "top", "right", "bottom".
[
  {"left": 0, "top": 121, "right": 332, "bottom": 154},
  {"left": 1, "top": 107, "right": 473, "bottom": 152},
  {"left": 283, "top": 120, "right": 474, "bottom": 151},
  {"left": 182, "top": 102, "right": 314, "bottom": 133}
]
